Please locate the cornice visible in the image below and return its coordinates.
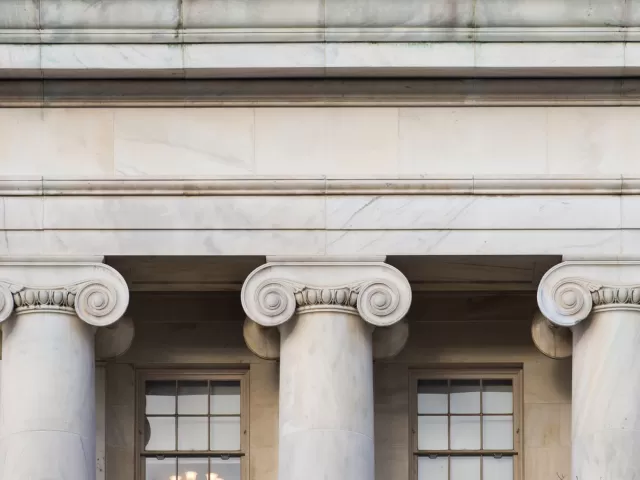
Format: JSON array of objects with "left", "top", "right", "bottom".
[
  {"left": 0, "top": 176, "right": 635, "bottom": 197},
  {"left": 0, "top": 260, "right": 129, "bottom": 327},
  {"left": 4, "top": 27, "right": 640, "bottom": 44},
  {"left": 241, "top": 261, "right": 412, "bottom": 328},
  {"left": 538, "top": 261, "right": 640, "bottom": 328}
]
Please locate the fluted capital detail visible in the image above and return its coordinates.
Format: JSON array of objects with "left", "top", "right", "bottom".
[
  {"left": 0, "top": 259, "right": 129, "bottom": 327},
  {"left": 538, "top": 260, "right": 640, "bottom": 327},
  {"left": 241, "top": 260, "right": 412, "bottom": 328}
]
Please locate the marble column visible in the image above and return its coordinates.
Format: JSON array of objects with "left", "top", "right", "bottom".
[
  {"left": 537, "top": 260, "right": 640, "bottom": 479},
  {"left": 0, "top": 258, "right": 129, "bottom": 480},
  {"left": 241, "top": 258, "right": 411, "bottom": 480}
]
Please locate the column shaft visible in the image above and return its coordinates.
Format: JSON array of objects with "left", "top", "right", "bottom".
[
  {"left": 0, "top": 312, "right": 96, "bottom": 480},
  {"left": 572, "top": 310, "right": 640, "bottom": 479},
  {"left": 278, "top": 310, "right": 374, "bottom": 480}
]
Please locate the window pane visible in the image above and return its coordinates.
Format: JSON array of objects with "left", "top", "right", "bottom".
[
  {"left": 483, "top": 380, "right": 513, "bottom": 414},
  {"left": 178, "top": 381, "right": 209, "bottom": 415},
  {"left": 483, "top": 416, "right": 513, "bottom": 450},
  {"left": 146, "top": 381, "right": 176, "bottom": 415},
  {"left": 145, "top": 416, "right": 176, "bottom": 451},
  {"left": 418, "top": 415, "right": 448, "bottom": 450},
  {"left": 418, "top": 380, "right": 448, "bottom": 414},
  {"left": 211, "top": 457, "right": 241, "bottom": 480},
  {"left": 451, "top": 456, "right": 480, "bottom": 480},
  {"left": 451, "top": 416, "right": 481, "bottom": 450},
  {"left": 211, "top": 416, "right": 241, "bottom": 450},
  {"left": 146, "top": 456, "right": 176, "bottom": 480},
  {"left": 484, "top": 456, "right": 514, "bottom": 480},
  {"left": 178, "top": 416, "right": 208, "bottom": 451},
  {"left": 211, "top": 382, "right": 241, "bottom": 415},
  {"left": 450, "top": 380, "right": 480, "bottom": 414},
  {"left": 178, "top": 457, "right": 209, "bottom": 480},
  {"left": 418, "top": 456, "right": 447, "bottom": 480}
]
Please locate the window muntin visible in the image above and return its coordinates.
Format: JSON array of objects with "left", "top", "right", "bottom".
[
  {"left": 138, "top": 371, "right": 247, "bottom": 480},
  {"left": 412, "top": 370, "right": 522, "bottom": 480}
]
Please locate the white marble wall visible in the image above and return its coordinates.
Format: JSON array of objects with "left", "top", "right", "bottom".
[{"left": 2, "top": 106, "right": 640, "bottom": 176}]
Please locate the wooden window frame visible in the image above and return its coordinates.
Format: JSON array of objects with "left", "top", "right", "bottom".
[
  {"left": 135, "top": 369, "right": 250, "bottom": 480},
  {"left": 409, "top": 368, "right": 523, "bottom": 480}
]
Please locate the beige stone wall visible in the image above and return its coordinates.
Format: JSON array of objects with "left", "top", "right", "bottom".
[
  {"left": 376, "top": 294, "right": 572, "bottom": 480},
  {"left": 105, "top": 292, "right": 570, "bottom": 480},
  {"left": 2, "top": 106, "right": 640, "bottom": 177}
]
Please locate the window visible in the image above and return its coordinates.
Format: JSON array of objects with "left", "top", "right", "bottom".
[
  {"left": 410, "top": 369, "right": 522, "bottom": 480},
  {"left": 137, "top": 371, "right": 248, "bottom": 480}
]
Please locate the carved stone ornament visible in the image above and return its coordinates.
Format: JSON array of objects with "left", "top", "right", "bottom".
[
  {"left": 537, "top": 260, "right": 640, "bottom": 328},
  {"left": 241, "top": 261, "right": 412, "bottom": 328},
  {"left": 0, "top": 259, "right": 129, "bottom": 328}
]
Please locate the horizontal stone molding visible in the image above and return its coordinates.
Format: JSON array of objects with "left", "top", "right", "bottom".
[
  {"left": 4, "top": 27, "right": 640, "bottom": 44},
  {"left": 0, "top": 176, "right": 635, "bottom": 196},
  {"left": 3, "top": 178, "right": 640, "bottom": 257},
  {"left": 538, "top": 261, "right": 640, "bottom": 327},
  {"left": 5, "top": 79, "right": 640, "bottom": 107},
  {"left": 2, "top": 42, "right": 640, "bottom": 79}
]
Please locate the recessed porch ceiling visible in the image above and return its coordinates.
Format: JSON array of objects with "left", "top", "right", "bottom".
[{"left": 106, "top": 255, "right": 561, "bottom": 293}]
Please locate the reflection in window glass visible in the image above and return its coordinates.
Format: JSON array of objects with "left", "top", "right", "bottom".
[
  {"left": 211, "top": 416, "right": 241, "bottom": 451},
  {"left": 142, "top": 376, "right": 245, "bottom": 480},
  {"left": 414, "top": 373, "right": 519, "bottom": 480},
  {"left": 418, "top": 457, "right": 447, "bottom": 480},
  {"left": 178, "top": 416, "right": 209, "bottom": 451},
  {"left": 145, "top": 457, "right": 176, "bottom": 480},
  {"left": 418, "top": 415, "right": 448, "bottom": 450},
  {"left": 450, "top": 457, "right": 481, "bottom": 480},
  {"left": 450, "top": 416, "right": 481, "bottom": 450},
  {"left": 211, "top": 457, "right": 241, "bottom": 480},
  {"left": 178, "top": 381, "right": 209, "bottom": 415},
  {"left": 483, "top": 416, "right": 514, "bottom": 450},
  {"left": 146, "top": 416, "right": 176, "bottom": 451},
  {"left": 450, "top": 380, "right": 480, "bottom": 414},
  {"left": 211, "top": 382, "right": 241, "bottom": 415},
  {"left": 484, "top": 456, "right": 514, "bottom": 480},
  {"left": 417, "top": 380, "right": 448, "bottom": 414},
  {"left": 146, "top": 381, "right": 176, "bottom": 415},
  {"left": 483, "top": 380, "right": 513, "bottom": 414},
  {"left": 178, "top": 457, "right": 209, "bottom": 480}
]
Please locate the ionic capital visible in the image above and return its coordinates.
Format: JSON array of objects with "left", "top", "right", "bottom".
[
  {"left": 241, "top": 259, "right": 412, "bottom": 359},
  {"left": 0, "top": 258, "right": 129, "bottom": 328},
  {"left": 537, "top": 260, "right": 640, "bottom": 328},
  {"left": 241, "top": 260, "right": 412, "bottom": 328}
]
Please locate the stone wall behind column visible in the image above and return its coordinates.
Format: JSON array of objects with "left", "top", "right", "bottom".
[
  {"left": 105, "top": 292, "right": 570, "bottom": 480},
  {"left": 376, "top": 294, "right": 572, "bottom": 480}
]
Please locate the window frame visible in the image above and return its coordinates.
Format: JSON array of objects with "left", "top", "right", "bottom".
[
  {"left": 409, "top": 368, "right": 523, "bottom": 480},
  {"left": 135, "top": 369, "right": 250, "bottom": 480}
]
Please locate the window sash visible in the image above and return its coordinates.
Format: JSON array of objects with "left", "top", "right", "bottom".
[
  {"left": 136, "top": 370, "right": 249, "bottom": 480},
  {"left": 410, "top": 368, "right": 523, "bottom": 480}
]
